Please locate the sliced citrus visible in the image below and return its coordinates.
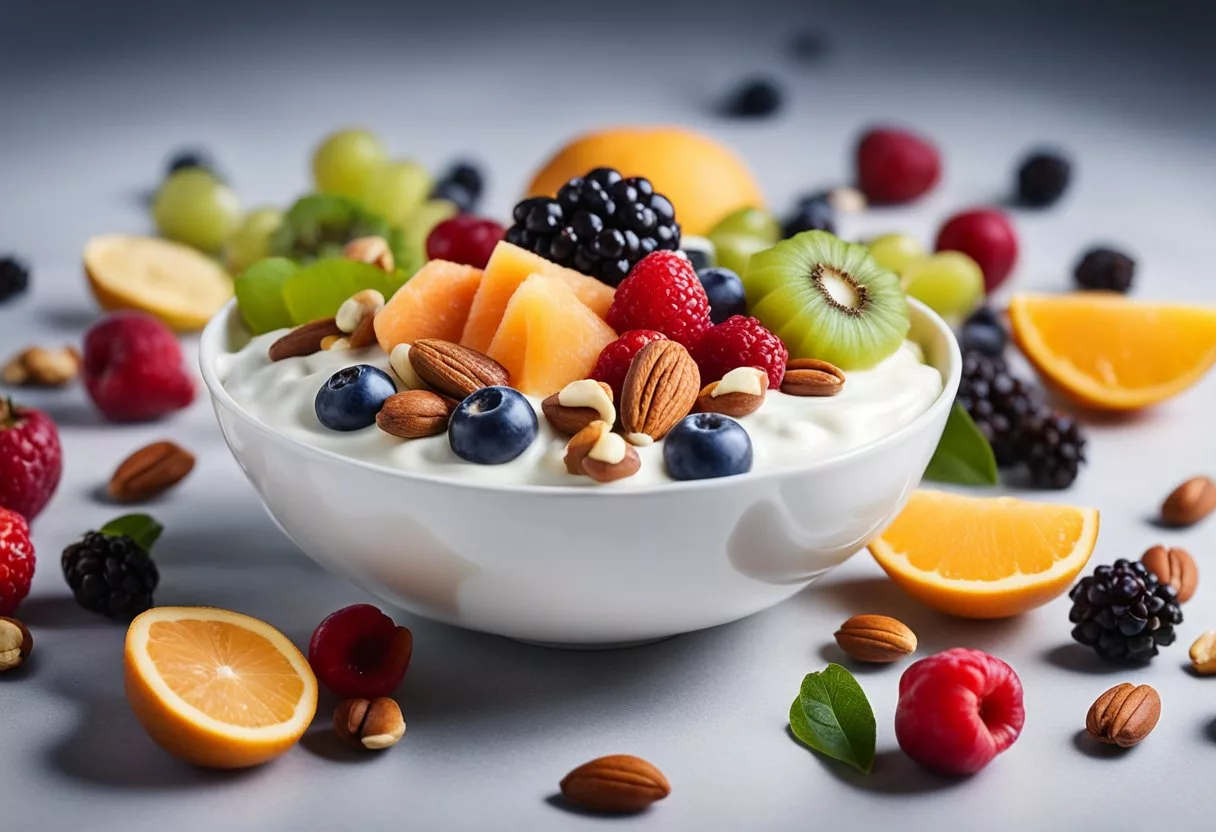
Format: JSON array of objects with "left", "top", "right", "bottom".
[
  {"left": 1009, "top": 293, "right": 1216, "bottom": 411},
  {"left": 124, "top": 607, "right": 317, "bottom": 769},
  {"left": 868, "top": 490, "right": 1099, "bottom": 618}
]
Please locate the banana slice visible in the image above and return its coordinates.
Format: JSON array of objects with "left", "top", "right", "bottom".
[{"left": 84, "top": 234, "right": 233, "bottom": 331}]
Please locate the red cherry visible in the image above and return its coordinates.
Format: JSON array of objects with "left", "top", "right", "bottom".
[
  {"left": 935, "top": 208, "right": 1019, "bottom": 292},
  {"left": 855, "top": 127, "right": 941, "bottom": 204},
  {"left": 308, "top": 604, "right": 413, "bottom": 698},
  {"left": 426, "top": 215, "right": 505, "bottom": 270}
]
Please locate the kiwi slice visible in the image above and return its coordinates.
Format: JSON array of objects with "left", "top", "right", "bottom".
[
  {"left": 269, "top": 193, "right": 416, "bottom": 273},
  {"left": 743, "top": 230, "right": 909, "bottom": 369}
]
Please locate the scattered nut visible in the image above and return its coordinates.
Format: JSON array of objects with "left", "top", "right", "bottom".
[
  {"left": 2, "top": 346, "right": 81, "bottom": 387},
  {"left": 1161, "top": 476, "right": 1216, "bottom": 527},
  {"left": 695, "top": 366, "right": 768, "bottom": 418},
  {"left": 825, "top": 186, "right": 867, "bottom": 214},
  {"left": 833, "top": 614, "right": 918, "bottom": 663},
  {"left": 781, "top": 358, "right": 845, "bottom": 397},
  {"left": 376, "top": 390, "right": 456, "bottom": 439},
  {"left": 620, "top": 340, "right": 700, "bottom": 445},
  {"left": 1140, "top": 545, "right": 1198, "bottom": 603},
  {"left": 336, "top": 289, "right": 386, "bottom": 336},
  {"left": 409, "top": 339, "right": 509, "bottom": 400},
  {"left": 542, "top": 379, "right": 616, "bottom": 436},
  {"left": 343, "top": 236, "right": 395, "bottom": 273},
  {"left": 560, "top": 754, "right": 671, "bottom": 814},
  {"left": 108, "top": 440, "right": 196, "bottom": 503},
  {"left": 0, "top": 616, "right": 32, "bottom": 672},
  {"left": 333, "top": 697, "right": 406, "bottom": 750},
  {"left": 1085, "top": 683, "right": 1160, "bottom": 748},
  {"left": 1189, "top": 631, "right": 1216, "bottom": 675},
  {"left": 269, "top": 318, "right": 343, "bottom": 361}
]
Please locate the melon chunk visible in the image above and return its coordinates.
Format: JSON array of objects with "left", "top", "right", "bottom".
[
  {"left": 374, "top": 259, "right": 483, "bottom": 352},
  {"left": 487, "top": 274, "right": 618, "bottom": 398},
  {"left": 460, "top": 242, "right": 615, "bottom": 353}
]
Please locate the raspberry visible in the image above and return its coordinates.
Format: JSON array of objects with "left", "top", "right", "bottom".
[
  {"left": 895, "top": 648, "right": 1025, "bottom": 775},
  {"left": 935, "top": 209, "right": 1019, "bottom": 293},
  {"left": 425, "top": 214, "right": 504, "bottom": 270},
  {"left": 82, "top": 312, "right": 195, "bottom": 422},
  {"left": 0, "top": 508, "right": 34, "bottom": 616},
  {"left": 605, "top": 251, "right": 711, "bottom": 349},
  {"left": 308, "top": 604, "right": 413, "bottom": 698},
  {"left": 694, "top": 315, "right": 789, "bottom": 390},
  {"left": 855, "top": 127, "right": 941, "bottom": 204},
  {"left": 590, "top": 330, "right": 668, "bottom": 401},
  {"left": 0, "top": 400, "right": 62, "bottom": 521}
]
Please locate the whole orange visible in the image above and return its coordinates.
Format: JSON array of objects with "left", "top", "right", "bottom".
[{"left": 526, "top": 126, "right": 765, "bottom": 237}]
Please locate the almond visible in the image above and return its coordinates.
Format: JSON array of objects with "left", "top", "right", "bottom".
[
  {"left": 343, "top": 236, "right": 395, "bottom": 273},
  {"left": 581, "top": 428, "right": 641, "bottom": 483},
  {"left": 564, "top": 420, "right": 610, "bottom": 475},
  {"left": 1086, "top": 683, "right": 1160, "bottom": 748},
  {"left": 409, "top": 339, "right": 509, "bottom": 400},
  {"left": 1161, "top": 476, "right": 1216, "bottom": 527},
  {"left": 108, "top": 441, "right": 196, "bottom": 503},
  {"left": 376, "top": 390, "right": 455, "bottom": 439},
  {"left": 619, "top": 340, "right": 700, "bottom": 445},
  {"left": 781, "top": 358, "right": 845, "bottom": 397},
  {"left": 695, "top": 366, "right": 768, "bottom": 418},
  {"left": 559, "top": 754, "right": 671, "bottom": 814},
  {"left": 1140, "top": 544, "right": 1198, "bottom": 603},
  {"left": 542, "top": 379, "right": 616, "bottom": 436},
  {"left": 269, "top": 318, "right": 344, "bottom": 361},
  {"left": 833, "top": 614, "right": 918, "bottom": 663}
]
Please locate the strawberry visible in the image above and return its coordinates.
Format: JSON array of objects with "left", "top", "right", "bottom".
[
  {"left": 0, "top": 399, "right": 62, "bottom": 521},
  {"left": 0, "top": 507, "right": 35, "bottom": 616}
]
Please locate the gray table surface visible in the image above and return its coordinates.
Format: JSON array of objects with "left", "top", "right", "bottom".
[{"left": 2, "top": 1, "right": 1215, "bottom": 829}]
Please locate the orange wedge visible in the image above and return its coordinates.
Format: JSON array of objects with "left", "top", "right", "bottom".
[
  {"left": 868, "top": 490, "right": 1099, "bottom": 618},
  {"left": 124, "top": 607, "right": 317, "bottom": 769},
  {"left": 1009, "top": 293, "right": 1216, "bottom": 411}
]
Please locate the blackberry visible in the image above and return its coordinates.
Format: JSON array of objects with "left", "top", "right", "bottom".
[
  {"left": 959, "top": 307, "right": 1007, "bottom": 358},
  {"left": 722, "top": 77, "right": 784, "bottom": 118},
  {"left": 62, "top": 531, "right": 159, "bottom": 621},
  {"left": 1069, "top": 559, "right": 1182, "bottom": 663},
  {"left": 1074, "top": 247, "right": 1135, "bottom": 294},
  {"left": 1017, "top": 406, "right": 1086, "bottom": 489},
  {"left": 1016, "top": 150, "right": 1071, "bottom": 207},
  {"left": 0, "top": 256, "right": 30, "bottom": 304},
  {"left": 781, "top": 195, "right": 835, "bottom": 238},
  {"left": 505, "top": 167, "right": 680, "bottom": 286},
  {"left": 956, "top": 351, "right": 1039, "bottom": 466}
]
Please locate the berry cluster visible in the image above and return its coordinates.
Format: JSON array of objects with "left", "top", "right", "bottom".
[{"left": 1069, "top": 559, "right": 1182, "bottom": 663}]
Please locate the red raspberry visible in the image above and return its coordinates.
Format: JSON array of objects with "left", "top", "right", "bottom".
[
  {"left": 0, "top": 507, "right": 34, "bottom": 616},
  {"left": 694, "top": 315, "right": 788, "bottom": 390},
  {"left": 0, "top": 400, "right": 62, "bottom": 521},
  {"left": 590, "top": 330, "right": 667, "bottom": 400},
  {"left": 83, "top": 312, "right": 195, "bottom": 423},
  {"left": 935, "top": 208, "right": 1019, "bottom": 292},
  {"left": 895, "top": 648, "right": 1025, "bottom": 775},
  {"left": 856, "top": 127, "right": 942, "bottom": 204},
  {"left": 606, "top": 251, "right": 712, "bottom": 349},
  {"left": 426, "top": 215, "right": 505, "bottom": 270},
  {"left": 308, "top": 604, "right": 414, "bottom": 698}
]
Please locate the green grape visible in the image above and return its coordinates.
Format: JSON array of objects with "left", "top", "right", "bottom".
[
  {"left": 901, "top": 252, "right": 985, "bottom": 321},
  {"left": 311, "top": 128, "right": 387, "bottom": 197},
  {"left": 362, "top": 159, "right": 433, "bottom": 226},
  {"left": 713, "top": 233, "right": 772, "bottom": 276},
  {"left": 867, "top": 233, "right": 924, "bottom": 274},
  {"left": 153, "top": 169, "right": 242, "bottom": 253},
  {"left": 282, "top": 259, "right": 404, "bottom": 325},
  {"left": 709, "top": 207, "right": 781, "bottom": 246},
  {"left": 224, "top": 207, "right": 284, "bottom": 273},
  {"left": 402, "top": 198, "right": 458, "bottom": 264},
  {"left": 235, "top": 257, "right": 297, "bottom": 334}
]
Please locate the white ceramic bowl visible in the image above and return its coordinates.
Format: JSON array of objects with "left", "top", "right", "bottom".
[{"left": 200, "top": 300, "right": 960, "bottom": 646}]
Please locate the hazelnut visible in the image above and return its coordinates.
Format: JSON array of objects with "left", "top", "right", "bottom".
[
  {"left": 333, "top": 697, "right": 406, "bottom": 750},
  {"left": 0, "top": 616, "right": 33, "bottom": 672}
]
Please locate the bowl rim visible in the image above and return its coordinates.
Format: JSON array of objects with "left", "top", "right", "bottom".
[{"left": 199, "top": 298, "right": 962, "bottom": 497}]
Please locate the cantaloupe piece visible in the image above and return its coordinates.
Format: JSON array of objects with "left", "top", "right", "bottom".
[
  {"left": 487, "top": 275, "right": 618, "bottom": 398},
  {"left": 374, "top": 260, "right": 483, "bottom": 352},
  {"left": 460, "top": 242, "right": 615, "bottom": 353}
]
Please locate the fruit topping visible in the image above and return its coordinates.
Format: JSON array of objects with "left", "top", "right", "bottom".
[
  {"left": 448, "top": 386, "right": 538, "bottom": 465},
  {"left": 663, "top": 413, "right": 754, "bottom": 480},
  {"left": 590, "top": 330, "right": 668, "bottom": 401},
  {"left": 619, "top": 340, "right": 701, "bottom": 445},
  {"left": 1069, "top": 559, "right": 1182, "bottom": 663},
  {"left": 900, "top": 251, "right": 985, "bottom": 322},
  {"left": 694, "top": 314, "right": 788, "bottom": 390},
  {"left": 311, "top": 128, "right": 388, "bottom": 198},
  {"left": 959, "top": 306, "right": 1007, "bottom": 357},
  {"left": 696, "top": 267, "right": 748, "bottom": 324},
  {"left": 83, "top": 312, "right": 196, "bottom": 422},
  {"left": 895, "top": 648, "right": 1025, "bottom": 775},
  {"left": 62, "top": 515, "right": 162, "bottom": 620},
  {"left": 430, "top": 159, "right": 485, "bottom": 214},
  {"left": 744, "top": 230, "right": 909, "bottom": 370},
  {"left": 0, "top": 509, "right": 34, "bottom": 616},
  {"left": 957, "top": 350, "right": 1042, "bottom": 466},
  {"left": 1073, "top": 246, "right": 1135, "bottom": 293},
  {"left": 402, "top": 199, "right": 459, "bottom": 265},
  {"left": 1015, "top": 149, "right": 1071, "bottom": 208},
  {"left": 314, "top": 365, "right": 397, "bottom": 431},
  {"left": 0, "top": 399, "right": 62, "bottom": 521},
  {"left": 721, "top": 76, "right": 784, "bottom": 118},
  {"left": 425, "top": 215, "right": 505, "bottom": 270},
  {"left": 855, "top": 127, "right": 941, "bottom": 204},
  {"left": 374, "top": 260, "right": 484, "bottom": 352},
  {"left": 679, "top": 236, "right": 715, "bottom": 271},
  {"left": 308, "top": 603, "right": 413, "bottom": 698},
  {"left": 334, "top": 697, "right": 407, "bottom": 750},
  {"left": 866, "top": 233, "right": 924, "bottom": 274},
  {"left": 281, "top": 258, "right": 403, "bottom": 326},
  {"left": 234, "top": 257, "right": 297, "bottom": 334},
  {"left": 606, "top": 251, "right": 712, "bottom": 349},
  {"left": 153, "top": 168, "right": 242, "bottom": 253},
  {"left": 1016, "top": 408, "right": 1087, "bottom": 489},
  {"left": 506, "top": 167, "right": 681, "bottom": 287},
  {"left": 780, "top": 194, "right": 836, "bottom": 238},
  {"left": 361, "top": 159, "right": 432, "bottom": 227},
  {"left": 166, "top": 148, "right": 218, "bottom": 178},
  {"left": 0, "top": 255, "right": 30, "bottom": 304},
  {"left": 708, "top": 206, "right": 781, "bottom": 246},
  {"left": 564, "top": 421, "right": 642, "bottom": 483},
  {"left": 711, "top": 232, "right": 771, "bottom": 277},
  {"left": 223, "top": 206, "right": 284, "bottom": 274},
  {"left": 269, "top": 193, "right": 410, "bottom": 272},
  {"left": 84, "top": 234, "right": 234, "bottom": 331},
  {"left": 934, "top": 208, "right": 1018, "bottom": 293}
]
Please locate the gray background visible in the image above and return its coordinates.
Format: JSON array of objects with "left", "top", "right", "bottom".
[{"left": 2, "top": 0, "right": 1215, "bottom": 829}]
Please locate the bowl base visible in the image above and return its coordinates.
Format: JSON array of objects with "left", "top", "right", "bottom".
[{"left": 513, "top": 636, "right": 672, "bottom": 651}]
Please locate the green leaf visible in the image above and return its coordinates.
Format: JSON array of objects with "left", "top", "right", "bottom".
[
  {"left": 100, "top": 514, "right": 164, "bottom": 554},
  {"left": 924, "top": 402, "right": 999, "bottom": 486},
  {"left": 788, "top": 664, "right": 876, "bottom": 773},
  {"left": 234, "top": 257, "right": 298, "bottom": 334},
  {"left": 281, "top": 258, "right": 407, "bottom": 325}
]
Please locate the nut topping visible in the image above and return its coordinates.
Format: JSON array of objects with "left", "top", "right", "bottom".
[
  {"left": 695, "top": 366, "right": 768, "bottom": 418},
  {"left": 336, "top": 289, "right": 385, "bottom": 335},
  {"left": 0, "top": 616, "right": 32, "bottom": 672},
  {"left": 542, "top": 379, "right": 615, "bottom": 436},
  {"left": 1160, "top": 476, "right": 1216, "bottom": 527},
  {"left": 560, "top": 754, "right": 671, "bottom": 814},
  {"left": 833, "top": 614, "right": 918, "bottom": 663},
  {"left": 108, "top": 441, "right": 196, "bottom": 503},
  {"left": 563, "top": 421, "right": 641, "bottom": 483},
  {"left": 389, "top": 343, "right": 428, "bottom": 390},
  {"left": 269, "top": 318, "right": 344, "bottom": 361},
  {"left": 1189, "top": 631, "right": 1216, "bottom": 675},
  {"left": 781, "top": 358, "right": 845, "bottom": 397},
  {"left": 1140, "top": 545, "right": 1197, "bottom": 603},
  {"left": 1085, "top": 683, "right": 1160, "bottom": 748},
  {"left": 342, "top": 236, "right": 395, "bottom": 273},
  {"left": 333, "top": 697, "right": 406, "bottom": 750},
  {"left": 376, "top": 390, "right": 455, "bottom": 439},
  {"left": 409, "top": 339, "right": 509, "bottom": 400},
  {"left": 2, "top": 345, "right": 81, "bottom": 387},
  {"left": 619, "top": 340, "right": 700, "bottom": 445}
]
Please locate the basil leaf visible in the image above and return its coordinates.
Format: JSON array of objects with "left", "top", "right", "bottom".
[
  {"left": 924, "top": 402, "right": 998, "bottom": 486},
  {"left": 789, "top": 664, "right": 876, "bottom": 773},
  {"left": 100, "top": 514, "right": 164, "bottom": 554}
]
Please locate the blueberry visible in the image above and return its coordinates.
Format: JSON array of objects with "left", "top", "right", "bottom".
[
  {"left": 722, "top": 77, "right": 784, "bottom": 119},
  {"left": 680, "top": 236, "right": 716, "bottom": 272},
  {"left": 449, "top": 386, "right": 538, "bottom": 465},
  {"left": 166, "top": 148, "right": 218, "bottom": 179},
  {"left": 697, "top": 267, "right": 748, "bottom": 325},
  {"left": 664, "top": 413, "right": 754, "bottom": 481},
  {"left": 446, "top": 161, "right": 484, "bottom": 199},
  {"left": 959, "top": 307, "right": 1008, "bottom": 357},
  {"left": 781, "top": 195, "right": 836, "bottom": 238},
  {"left": 431, "top": 179, "right": 476, "bottom": 214},
  {"left": 1016, "top": 149, "right": 1071, "bottom": 208},
  {"left": 315, "top": 365, "right": 397, "bottom": 431}
]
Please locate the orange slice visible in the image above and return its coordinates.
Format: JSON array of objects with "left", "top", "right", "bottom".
[
  {"left": 868, "top": 490, "right": 1099, "bottom": 618},
  {"left": 1009, "top": 293, "right": 1216, "bottom": 411},
  {"left": 124, "top": 607, "right": 318, "bottom": 769}
]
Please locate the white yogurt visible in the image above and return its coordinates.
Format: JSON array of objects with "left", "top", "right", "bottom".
[{"left": 216, "top": 331, "right": 943, "bottom": 487}]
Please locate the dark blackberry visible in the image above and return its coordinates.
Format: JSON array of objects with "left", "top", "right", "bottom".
[
  {"left": 721, "top": 77, "right": 784, "bottom": 118},
  {"left": 1016, "top": 150, "right": 1071, "bottom": 207},
  {"left": 61, "top": 531, "right": 159, "bottom": 621},
  {"left": 505, "top": 168, "right": 680, "bottom": 286},
  {"left": 956, "top": 351, "right": 1039, "bottom": 467},
  {"left": 959, "top": 307, "right": 1008, "bottom": 358},
  {"left": 1017, "top": 406, "right": 1087, "bottom": 489},
  {"left": 0, "top": 256, "right": 30, "bottom": 304},
  {"left": 1074, "top": 247, "right": 1135, "bottom": 294},
  {"left": 781, "top": 195, "right": 835, "bottom": 238},
  {"left": 1069, "top": 559, "right": 1182, "bottom": 663}
]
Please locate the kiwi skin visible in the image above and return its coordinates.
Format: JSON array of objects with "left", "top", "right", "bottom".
[
  {"left": 270, "top": 193, "right": 413, "bottom": 272},
  {"left": 743, "top": 230, "right": 909, "bottom": 370}
]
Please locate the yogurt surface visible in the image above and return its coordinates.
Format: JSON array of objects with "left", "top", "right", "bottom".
[{"left": 216, "top": 331, "right": 944, "bottom": 487}]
